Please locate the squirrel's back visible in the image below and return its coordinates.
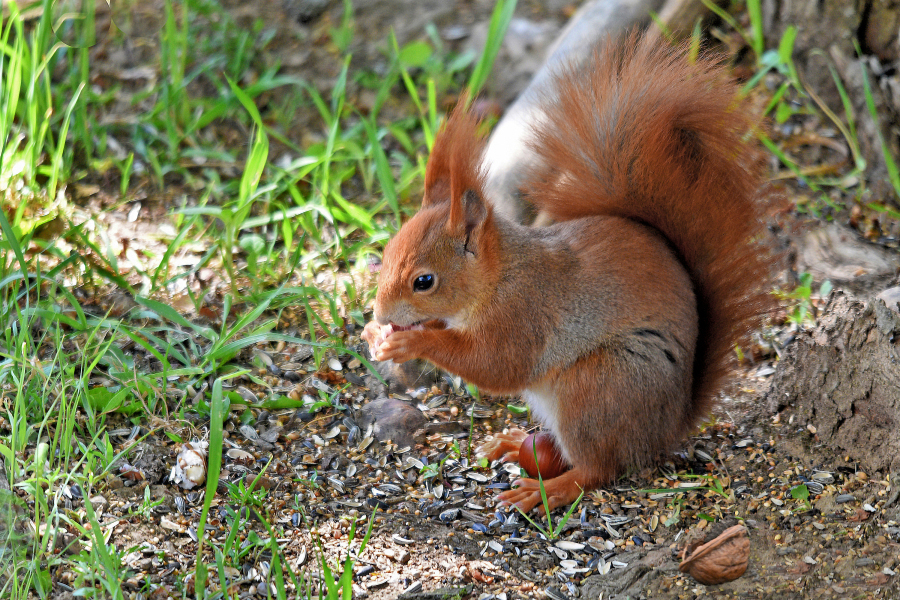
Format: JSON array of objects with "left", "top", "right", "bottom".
[{"left": 523, "top": 34, "right": 776, "bottom": 426}]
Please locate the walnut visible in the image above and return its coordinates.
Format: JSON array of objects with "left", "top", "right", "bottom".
[{"left": 678, "top": 524, "right": 750, "bottom": 585}]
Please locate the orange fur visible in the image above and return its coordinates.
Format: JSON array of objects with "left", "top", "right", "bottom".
[
  {"left": 362, "top": 34, "right": 778, "bottom": 513},
  {"left": 524, "top": 36, "right": 773, "bottom": 423}
]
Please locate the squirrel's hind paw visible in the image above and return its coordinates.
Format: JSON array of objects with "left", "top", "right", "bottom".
[
  {"left": 498, "top": 471, "right": 586, "bottom": 514},
  {"left": 496, "top": 479, "right": 552, "bottom": 514}
]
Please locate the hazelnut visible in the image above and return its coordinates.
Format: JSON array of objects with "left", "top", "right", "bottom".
[
  {"left": 678, "top": 524, "right": 749, "bottom": 585},
  {"left": 518, "top": 432, "right": 569, "bottom": 479}
]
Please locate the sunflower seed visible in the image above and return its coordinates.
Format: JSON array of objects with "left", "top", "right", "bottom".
[
  {"left": 597, "top": 557, "right": 611, "bottom": 575},
  {"left": 226, "top": 448, "right": 254, "bottom": 461},
  {"left": 543, "top": 586, "right": 568, "bottom": 600},
  {"left": 391, "top": 534, "right": 414, "bottom": 545},
  {"left": 439, "top": 508, "right": 459, "bottom": 522},
  {"left": 426, "top": 395, "right": 447, "bottom": 408},
  {"left": 503, "top": 463, "right": 523, "bottom": 475},
  {"left": 695, "top": 449, "right": 714, "bottom": 462},
  {"left": 811, "top": 471, "right": 835, "bottom": 484},
  {"left": 555, "top": 540, "right": 585, "bottom": 551},
  {"left": 602, "top": 522, "right": 620, "bottom": 538},
  {"left": 404, "top": 457, "right": 424, "bottom": 470},
  {"left": 402, "top": 582, "right": 423, "bottom": 594},
  {"left": 806, "top": 481, "right": 824, "bottom": 495}
]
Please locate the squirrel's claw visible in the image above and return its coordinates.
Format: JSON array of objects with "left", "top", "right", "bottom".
[{"left": 496, "top": 479, "right": 555, "bottom": 514}]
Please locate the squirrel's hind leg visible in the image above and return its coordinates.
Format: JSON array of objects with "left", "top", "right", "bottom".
[{"left": 555, "top": 343, "right": 690, "bottom": 479}]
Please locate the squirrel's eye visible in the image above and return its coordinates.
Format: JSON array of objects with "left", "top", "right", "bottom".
[{"left": 413, "top": 274, "right": 434, "bottom": 292}]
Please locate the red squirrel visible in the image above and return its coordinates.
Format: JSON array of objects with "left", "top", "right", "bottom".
[{"left": 362, "top": 35, "right": 775, "bottom": 513}]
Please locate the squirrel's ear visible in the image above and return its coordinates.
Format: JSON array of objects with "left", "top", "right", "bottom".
[
  {"left": 422, "top": 100, "right": 485, "bottom": 209},
  {"left": 422, "top": 177, "right": 450, "bottom": 209},
  {"left": 448, "top": 189, "right": 491, "bottom": 238}
]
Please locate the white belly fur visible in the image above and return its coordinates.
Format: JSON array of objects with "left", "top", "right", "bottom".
[{"left": 521, "top": 384, "right": 574, "bottom": 465}]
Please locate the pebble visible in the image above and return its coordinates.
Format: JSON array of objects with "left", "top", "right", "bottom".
[
  {"left": 89, "top": 495, "right": 109, "bottom": 508},
  {"left": 835, "top": 494, "right": 855, "bottom": 503}
]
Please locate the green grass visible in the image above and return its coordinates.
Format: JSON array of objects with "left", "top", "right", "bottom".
[
  {"left": 704, "top": 0, "right": 900, "bottom": 222},
  {"left": 0, "top": 0, "right": 519, "bottom": 596}
]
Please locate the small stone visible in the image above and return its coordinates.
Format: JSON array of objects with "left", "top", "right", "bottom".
[
  {"left": 835, "top": 494, "right": 855, "bottom": 504},
  {"left": 359, "top": 398, "right": 426, "bottom": 448},
  {"left": 243, "top": 474, "right": 274, "bottom": 491},
  {"left": 89, "top": 495, "right": 109, "bottom": 509}
]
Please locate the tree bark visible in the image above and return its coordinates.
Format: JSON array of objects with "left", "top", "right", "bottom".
[{"left": 766, "top": 292, "right": 900, "bottom": 474}]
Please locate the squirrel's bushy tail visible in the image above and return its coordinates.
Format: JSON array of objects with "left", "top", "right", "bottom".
[{"left": 524, "top": 34, "right": 776, "bottom": 426}]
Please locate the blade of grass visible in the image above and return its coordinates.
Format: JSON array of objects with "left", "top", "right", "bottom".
[
  {"left": 193, "top": 378, "right": 225, "bottom": 598},
  {"left": 467, "top": 0, "right": 518, "bottom": 96},
  {"left": 856, "top": 41, "right": 900, "bottom": 199}
]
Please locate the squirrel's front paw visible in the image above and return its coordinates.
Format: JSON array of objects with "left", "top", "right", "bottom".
[
  {"left": 374, "top": 329, "right": 421, "bottom": 363},
  {"left": 479, "top": 429, "right": 529, "bottom": 462},
  {"left": 362, "top": 321, "right": 391, "bottom": 359}
]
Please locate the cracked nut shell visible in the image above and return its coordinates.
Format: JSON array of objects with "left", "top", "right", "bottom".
[{"left": 678, "top": 524, "right": 749, "bottom": 585}]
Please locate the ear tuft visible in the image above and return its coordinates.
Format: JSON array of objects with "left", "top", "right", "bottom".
[{"left": 422, "top": 99, "right": 488, "bottom": 209}]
